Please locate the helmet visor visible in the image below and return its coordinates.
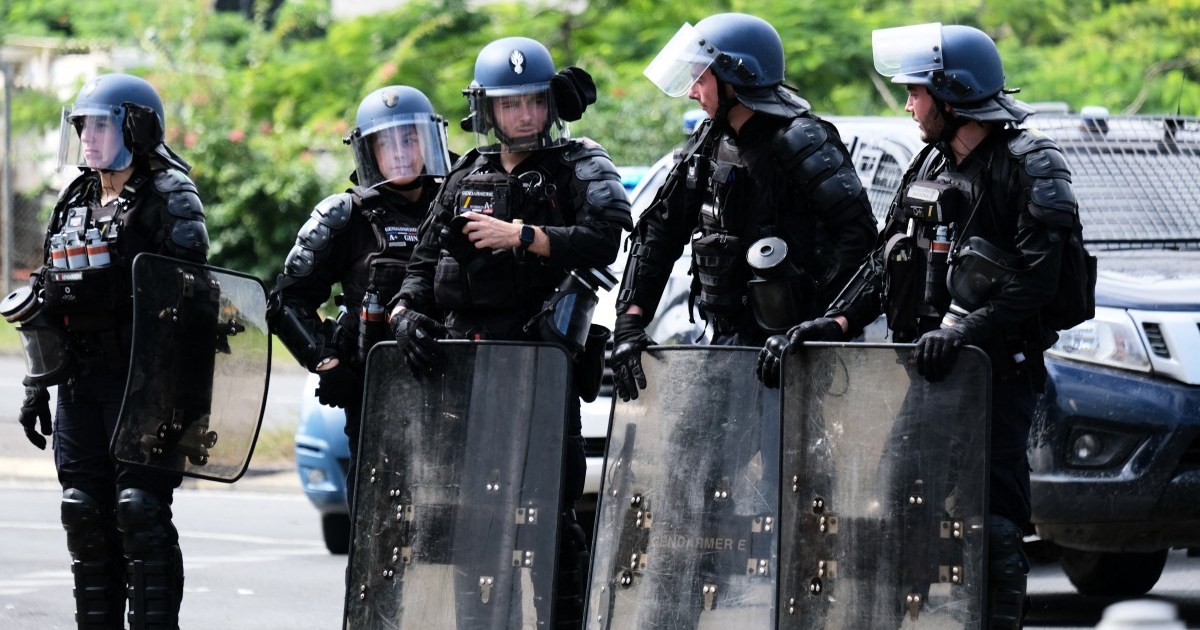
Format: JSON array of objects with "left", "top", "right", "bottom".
[
  {"left": 57, "top": 105, "right": 133, "bottom": 173},
  {"left": 872, "top": 22, "right": 945, "bottom": 78},
  {"left": 351, "top": 114, "right": 452, "bottom": 189},
  {"left": 644, "top": 23, "right": 719, "bottom": 97},
  {"left": 467, "top": 85, "right": 567, "bottom": 154}
]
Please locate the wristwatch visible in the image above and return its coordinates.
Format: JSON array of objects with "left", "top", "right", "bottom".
[{"left": 518, "top": 224, "right": 535, "bottom": 249}]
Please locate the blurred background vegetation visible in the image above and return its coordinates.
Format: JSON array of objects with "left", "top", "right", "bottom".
[{"left": 2, "top": 0, "right": 1198, "bottom": 282}]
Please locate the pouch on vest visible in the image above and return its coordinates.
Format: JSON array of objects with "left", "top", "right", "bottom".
[
  {"left": 691, "top": 231, "right": 748, "bottom": 318},
  {"left": 745, "top": 237, "right": 815, "bottom": 333},
  {"left": 947, "top": 236, "right": 1022, "bottom": 312}
]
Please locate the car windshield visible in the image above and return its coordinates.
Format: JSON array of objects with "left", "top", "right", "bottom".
[{"left": 1028, "top": 114, "right": 1200, "bottom": 251}]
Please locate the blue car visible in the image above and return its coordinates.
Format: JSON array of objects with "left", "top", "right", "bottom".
[{"left": 294, "top": 372, "right": 352, "bottom": 553}]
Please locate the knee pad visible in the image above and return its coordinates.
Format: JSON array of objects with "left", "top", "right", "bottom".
[
  {"left": 62, "top": 488, "right": 114, "bottom": 560},
  {"left": 115, "top": 488, "right": 176, "bottom": 559}
]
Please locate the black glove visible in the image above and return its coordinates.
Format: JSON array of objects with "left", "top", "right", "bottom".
[
  {"left": 315, "top": 361, "right": 358, "bottom": 409},
  {"left": 915, "top": 327, "right": 966, "bottom": 382},
  {"left": 18, "top": 376, "right": 52, "bottom": 450},
  {"left": 757, "top": 318, "right": 844, "bottom": 388},
  {"left": 610, "top": 313, "right": 655, "bottom": 402},
  {"left": 755, "top": 335, "right": 789, "bottom": 389},
  {"left": 550, "top": 67, "right": 597, "bottom": 122},
  {"left": 390, "top": 306, "right": 446, "bottom": 377},
  {"left": 786, "top": 317, "right": 845, "bottom": 345}
]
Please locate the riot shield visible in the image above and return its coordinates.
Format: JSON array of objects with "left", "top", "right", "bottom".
[
  {"left": 777, "top": 343, "right": 990, "bottom": 629},
  {"left": 111, "top": 253, "right": 271, "bottom": 482},
  {"left": 586, "top": 346, "right": 779, "bottom": 629},
  {"left": 345, "top": 340, "right": 570, "bottom": 630}
]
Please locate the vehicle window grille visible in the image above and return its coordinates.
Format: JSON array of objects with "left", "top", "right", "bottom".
[
  {"left": 1141, "top": 322, "right": 1171, "bottom": 358},
  {"left": 1025, "top": 114, "right": 1200, "bottom": 250},
  {"left": 858, "top": 148, "right": 903, "bottom": 223}
]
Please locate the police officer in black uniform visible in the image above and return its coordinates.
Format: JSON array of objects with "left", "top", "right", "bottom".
[
  {"left": 387, "top": 37, "right": 632, "bottom": 628},
  {"left": 611, "top": 12, "right": 878, "bottom": 402},
  {"left": 14, "top": 73, "right": 208, "bottom": 630},
  {"left": 758, "top": 24, "right": 1079, "bottom": 628},
  {"left": 269, "top": 85, "right": 451, "bottom": 504}
]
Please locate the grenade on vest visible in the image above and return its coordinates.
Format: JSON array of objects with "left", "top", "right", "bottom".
[
  {"left": 49, "top": 234, "right": 69, "bottom": 269},
  {"left": 358, "top": 290, "right": 387, "bottom": 363},
  {"left": 65, "top": 234, "right": 88, "bottom": 269},
  {"left": 84, "top": 228, "right": 111, "bottom": 267}
]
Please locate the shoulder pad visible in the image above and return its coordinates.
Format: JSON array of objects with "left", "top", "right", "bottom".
[
  {"left": 153, "top": 168, "right": 199, "bottom": 195},
  {"left": 770, "top": 116, "right": 833, "bottom": 165},
  {"left": 283, "top": 243, "right": 317, "bottom": 277},
  {"left": 169, "top": 220, "right": 210, "bottom": 256},
  {"left": 572, "top": 151, "right": 621, "bottom": 183},
  {"left": 1008, "top": 130, "right": 1072, "bottom": 181},
  {"left": 1007, "top": 128, "right": 1058, "bottom": 156},
  {"left": 164, "top": 185, "right": 204, "bottom": 220},
  {"left": 560, "top": 138, "right": 609, "bottom": 163},
  {"left": 450, "top": 150, "right": 481, "bottom": 171},
  {"left": 313, "top": 192, "right": 355, "bottom": 229}
]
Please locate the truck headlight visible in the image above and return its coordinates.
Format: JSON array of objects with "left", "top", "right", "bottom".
[{"left": 1045, "top": 306, "right": 1151, "bottom": 373}]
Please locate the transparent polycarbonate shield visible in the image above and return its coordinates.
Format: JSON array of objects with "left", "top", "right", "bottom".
[
  {"left": 777, "top": 343, "right": 990, "bottom": 629},
  {"left": 872, "top": 22, "right": 945, "bottom": 78},
  {"left": 345, "top": 341, "right": 570, "bottom": 630},
  {"left": 112, "top": 253, "right": 270, "bottom": 482},
  {"left": 586, "top": 346, "right": 780, "bottom": 629}
]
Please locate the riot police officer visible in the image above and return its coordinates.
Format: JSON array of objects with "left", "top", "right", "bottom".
[
  {"left": 387, "top": 36, "right": 632, "bottom": 627},
  {"left": 758, "top": 24, "right": 1080, "bottom": 628},
  {"left": 13, "top": 73, "right": 208, "bottom": 629},
  {"left": 611, "top": 12, "right": 878, "bottom": 402},
  {"left": 269, "top": 85, "right": 452, "bottom": 503}
]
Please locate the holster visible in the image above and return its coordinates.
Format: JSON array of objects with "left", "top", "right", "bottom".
[{"left": 575, "top": 324, "right": 609, "bottom": 403}]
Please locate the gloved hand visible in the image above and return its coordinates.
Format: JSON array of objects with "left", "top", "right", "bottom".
[
  {"left": 756, "top": 317, "right": 844, "bottom": 388},
  {"left": 755, "top": 335, "right": 789, "bottom": 389},
  {"left": 915, "top": 327, "right": 966, "bottom": 382},
  {"left": 315, "top": 360, "right": 358, "bottom": 409},
  {"left": 610, "top": 313, "right": 655, "bottom": 402},
  {"left": 550, "top": 67, "right": 597, "bottom": 122},
  {"left": 390, "top": 305, "right": 446, "bottom": 377},
  {"left": 18, "top": 376, "right": 52, "bottom": 450},
  {"left": 786, "top": 317, "right": 845, "bottom": 345}
]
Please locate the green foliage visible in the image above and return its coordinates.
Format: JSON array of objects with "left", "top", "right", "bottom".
[{"left": 3, "top": 0, "right": 1198, "bottom": 280}]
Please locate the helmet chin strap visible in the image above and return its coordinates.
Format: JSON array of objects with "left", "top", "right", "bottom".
[
  {"left": 932, "top": 96, "right": 968, "bottom": 156},
  {"left": 713, "top": 76, "right": 738, "bottom": 133}
]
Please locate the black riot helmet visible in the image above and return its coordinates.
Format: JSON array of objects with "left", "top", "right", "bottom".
[
  {"left": 644, "top": 13, "right": 810, "bottom": 118},
  {"left": 462, "top": 37, "right": 568, "bottom": 153},
  {"left": 872, "top": 23, "right": 1034, "bottom": 124},
  {"left": 347, "top": 85, "right": 451, "bottom": 189},
  {"left": 57, "top": 72, "right": 189, "bottom": 172}
]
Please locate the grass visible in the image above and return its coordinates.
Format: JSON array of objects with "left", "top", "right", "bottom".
[{"left": 252, "top": 426, "right": 296, "bottom": 469}]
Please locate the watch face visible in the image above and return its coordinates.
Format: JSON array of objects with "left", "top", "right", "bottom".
[{"left": 520, "top": 224, "right": 535, "bottom": 246}]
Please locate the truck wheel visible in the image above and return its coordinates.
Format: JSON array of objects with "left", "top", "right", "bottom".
[
  {"left": 1060, "top": 548, "right": 1167, "bottom": 597},
  {"left": 322, "top": 512, "right": 351, "bottom": 555}
]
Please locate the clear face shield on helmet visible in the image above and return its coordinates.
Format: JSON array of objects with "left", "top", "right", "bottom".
[
  {"left": 643, "top": 23, "right": 719, "bottom": 97},
  {"left": 57, "top": 105, "right": 133, "bottom": 173},
  {"left": 466, "top": 83, "right": 567, "bottom": 154},
  {"left": 871, "top": 22, "right": 945, "bottom": 81},
  {"left": 350, "top": 114, "right": 452, "bottom": 189}
]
